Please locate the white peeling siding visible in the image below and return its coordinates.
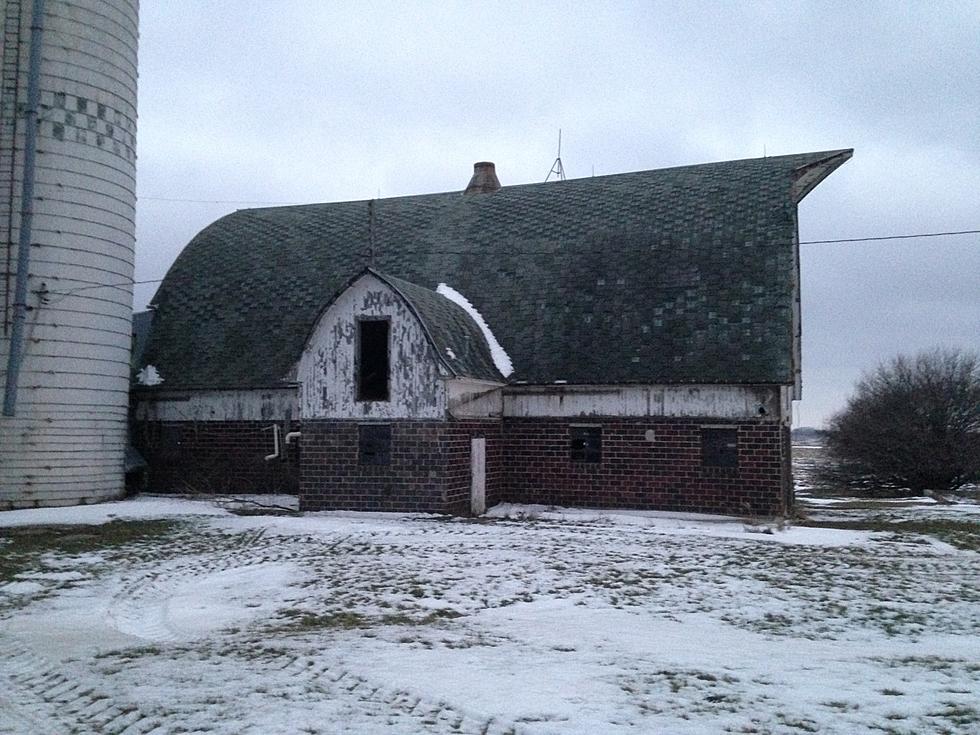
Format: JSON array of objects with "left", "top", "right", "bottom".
[
  {"left": 780, "top": 385, "right": 794, "bottom": 425},
  {"left": 503, "top": 384, "right": 780, "bottom": 420},
  {"left": 297, "top": 275, "right": 447, "bottom": 420},
  {"left": 447, "top": 379, "right": 503, "bottom": 418},
  {"left": 134, "top": 389, "right": 298, "bottom": 423},
  {"left": 0, "top": 0, "right": 139, "bottom": 509}
]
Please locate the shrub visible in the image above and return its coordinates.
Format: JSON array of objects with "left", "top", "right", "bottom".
[{"left": 823, "top": 348, "right": 980, "bottom": 495}]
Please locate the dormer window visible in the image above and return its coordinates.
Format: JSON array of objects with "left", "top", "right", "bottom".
[{"left": 357, "top": 318, "right": 390, "bottom": 401}]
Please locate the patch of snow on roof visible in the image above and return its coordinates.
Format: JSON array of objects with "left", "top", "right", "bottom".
[
  {"left": 436, "top": 283, "right": 513, "bottom": 377},
  {"left": 136, "top": 364, "right": 163, "bottom": 386}
]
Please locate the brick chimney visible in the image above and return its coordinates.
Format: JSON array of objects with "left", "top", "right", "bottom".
[{"left": 464, "top": 161, "right": 501, "bottom": 195}]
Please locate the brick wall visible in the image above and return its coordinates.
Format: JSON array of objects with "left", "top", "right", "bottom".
[
  {"left": 132, "top": 420, "right": 299, "bottom": 494},
  {"left": 134, "top": 415, "right": 788, "bottom": 516},
  {"left": 500, "top": 418, "right": 788, "bottom": 515},
  {"left": 441, "top": 420, "right": 504, "bottom": 512},
  {"left": 299, "top": 419, "right": 502, "bottom": 514}
]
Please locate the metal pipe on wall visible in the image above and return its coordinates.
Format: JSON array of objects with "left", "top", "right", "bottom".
[{"left": 2, "top": 0, "right": 46, "bottom": 416}]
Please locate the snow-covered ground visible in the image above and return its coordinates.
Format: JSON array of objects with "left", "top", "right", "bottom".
[{"left": 1, "top": 497, "right": 978, "bottom": 734}]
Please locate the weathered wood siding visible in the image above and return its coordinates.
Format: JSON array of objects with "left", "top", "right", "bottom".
[
  {"left": 447, "top": 379, "right": 503, "bottom": 418},
  {"left": 0, "top": 0, "right": 139, "bottom": 508},
  {"left": 133, "top": 389, "right": 298, "bottom": 422},
  {"left": 297, "top": 274, "right": 447, "bottom": 420},
  {"left": 503, "top": 384, "right": 783, "bottom": 422}
]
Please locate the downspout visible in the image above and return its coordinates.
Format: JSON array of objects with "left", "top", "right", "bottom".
[
  {"left": 3, "top": 0, "right": 26, "bottom": 335},
  {"left": 2, "top": 0, "right": 46, "bottom": 416}
]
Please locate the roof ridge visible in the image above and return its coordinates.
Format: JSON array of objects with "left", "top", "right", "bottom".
[{"left": 235, "top": 149, "right": 853, "bottom": 214}]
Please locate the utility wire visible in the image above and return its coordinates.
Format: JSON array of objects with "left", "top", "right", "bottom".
[
  {"left": 138, "top": 192, "right": 980, "bottom": 243},
  {"left": 801, "top": 229, "right": 979, "bottom": 244},
  {"left": 36, "top": 229, "right": 977, "bottom": 299},
  {"left": 141, "top": 196, "right": 302, "bottom": 205}
]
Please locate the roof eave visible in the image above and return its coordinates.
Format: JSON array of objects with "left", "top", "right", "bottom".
[{"left": 791, "top": 149, "right": 853, "bottom": 203}]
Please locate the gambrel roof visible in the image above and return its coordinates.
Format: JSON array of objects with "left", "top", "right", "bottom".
[{"left": 139, "top": 149, "right": 851, "bottom": 390}]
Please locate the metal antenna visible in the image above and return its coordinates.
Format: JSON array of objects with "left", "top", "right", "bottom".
[
  {"left": 367, "top": 199, "right": 376, "bottom": 267},
  {"left": 545, "top": 129, "right": 566, "bottom": 182}
]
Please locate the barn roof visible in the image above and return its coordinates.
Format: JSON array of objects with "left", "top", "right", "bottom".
[{"left": 139, "top": 149, "right": 851, "bottom": 390}]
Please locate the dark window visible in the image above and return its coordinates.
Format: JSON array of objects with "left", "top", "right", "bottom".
[
  {"left": 357, "top": 319, "right": 390, "bottom": 401},
  {"left": 701, "top": 427, "right": 738, "bottom": 468},
  {"left": 358, "top": 424, "right": 391, "bottom": 465},
  {"left": 570, "top": 426, "right": 602, "bottom": 463}
]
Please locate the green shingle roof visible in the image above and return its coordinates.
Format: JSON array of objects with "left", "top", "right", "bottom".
[{"left": 140, "top": 149, "right": 851, "bottom": 390}]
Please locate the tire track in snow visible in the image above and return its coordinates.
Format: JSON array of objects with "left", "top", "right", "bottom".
[
  {"left": 105, "top": 523, "right": 526, "bottom": 734},
  {"left": 0, "top": 637, "right": 169, "bottom": 735},
  {"left": 107, "top": 527, "right": 313, "bottom": 643},
  {"left": 229, "top": 646, "right": 525, "bottom": 735}
]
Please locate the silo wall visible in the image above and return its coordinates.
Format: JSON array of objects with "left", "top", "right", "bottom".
[{"left": 0, "top": 0, "right": 138, "bottom": 507}]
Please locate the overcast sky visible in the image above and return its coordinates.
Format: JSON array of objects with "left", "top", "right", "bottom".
[{"left": 134, "top": 1, "right": 980, "bottom": 428}]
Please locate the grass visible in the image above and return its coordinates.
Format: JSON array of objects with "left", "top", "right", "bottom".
[
  {"left": 269, "top": 606, "right": 464, "bottom": 634},
  {"left": 273, "top": 611, "right": 370, "bottom": 631},
  {"left": 0, "top": 519, "right": 180, "bottom": 583},
  {"left": 798, "top": 518, "right": 980, "bottom": 552}
]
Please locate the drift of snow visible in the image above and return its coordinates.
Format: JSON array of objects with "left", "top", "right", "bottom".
[
  {"left": 136, "top": 364, "right": 163, "bottom": 386},
  {"left": 436, "top": 283, "right": 513, "bottom": 376}
]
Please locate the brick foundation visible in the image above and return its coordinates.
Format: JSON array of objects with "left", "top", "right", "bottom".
[
  {"left": 299, "top": 419, "right": 502, "bottom": 514},
  {"left": 132, "top": 420, "right": 299, "bottom": 494},
  {"left": 134, "top": 415, "right": 788, "bottom": 515},
  {"left": 500, "top": 418, "right": 788, "bottom": 515}
]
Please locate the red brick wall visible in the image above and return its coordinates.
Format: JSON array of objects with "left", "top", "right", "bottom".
[
  {"left": 500, "top": 418, "right": 788, "bottom": 515},
  {"left": 299, "top": 419, "right": 502, "bottom": 514},
  {"left": 132, "top": 420, "right": 299, "bottom": 494},
  {"left": 134, "top": 415, "right": 787, "bottom": 515},
  {"left": 441, "top": 420, "right": 504, "bottom": 512}
]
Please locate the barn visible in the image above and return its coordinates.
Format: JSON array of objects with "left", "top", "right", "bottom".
[{"left": 131, "top": 150, "right": 851, "bottom": 515}]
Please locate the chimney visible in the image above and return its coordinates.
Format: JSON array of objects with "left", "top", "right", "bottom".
[{"left": 464, "top": 161, "right": 501, "bottom": 195}]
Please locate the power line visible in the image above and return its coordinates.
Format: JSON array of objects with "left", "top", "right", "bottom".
[
  {"left": 139, "top": 195, "right": 980, "bottom": 245},
  {"left": 38, "top": 229, "right": 977, "bottom": 299},
  {"left": 801, "top": 229, "right": 980, "bottom": 245},
  {"left": 39, "top": 278, "right": 165, "bottom": 299},
  {"left": 140, "top": 196, "right": 302, "bottom": 205},
  {"left": 136, "top": 190, "right": 980, "bottom": 244}
]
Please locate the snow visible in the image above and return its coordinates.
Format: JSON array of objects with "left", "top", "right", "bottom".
[
  {"left": 0, "top": 495, "right": 228, "bottom": 528},
  {"left": 1, "top": 495, "right": 977, "bottom": 734},
  {"left": 1, "top": 581, "right": 43, "bottom": 595},
  {"left": 487, "top": 503, "right": 880, "bottom": 546},
  {"left": 136, "top": 364, "right": 163, "bottom": 385},
  {"left": 436, "top": 283, "right": 513, "bottom": 376},
  {"left": 802, "top": 495, "right": 938, "bottom": 506}
]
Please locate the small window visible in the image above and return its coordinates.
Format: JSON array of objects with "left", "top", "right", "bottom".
[
  {"left": 357, "top": 319, "right": 390, "bottom": 401},
  {"left": 358, "top": 424, "right": 391, "bottom": 465},
  {"left": 702, "top": 427, "right": 738, "bottom": 468},
  {"left": 570, "top": 426, "right": 602, "bottom": 463}
]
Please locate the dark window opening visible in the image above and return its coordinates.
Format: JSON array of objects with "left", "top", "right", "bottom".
[
  {"left": 570, "top": 426, "right": 602, "bottom": 463},
  {"left": 357, "top": 319, "right": 390, "bottom": 401},
  {"left": 359, "top": 424, "right": 391, "bottom": 465},
  {"left": 702, "top": 427, "right": 738, "bottom": 468}
]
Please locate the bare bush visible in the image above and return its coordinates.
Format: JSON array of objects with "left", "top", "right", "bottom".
[{"left": 823, "top": 348, "right": 980, "bottom": 495}]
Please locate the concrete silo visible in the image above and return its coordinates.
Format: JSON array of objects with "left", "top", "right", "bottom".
[{"left": 1, "top": 0, "right": 138, "bottom": 507}]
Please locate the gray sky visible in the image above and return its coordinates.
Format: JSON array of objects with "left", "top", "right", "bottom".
[{"left": 134, "top": 1, "right": 980, "bottom": 428}]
